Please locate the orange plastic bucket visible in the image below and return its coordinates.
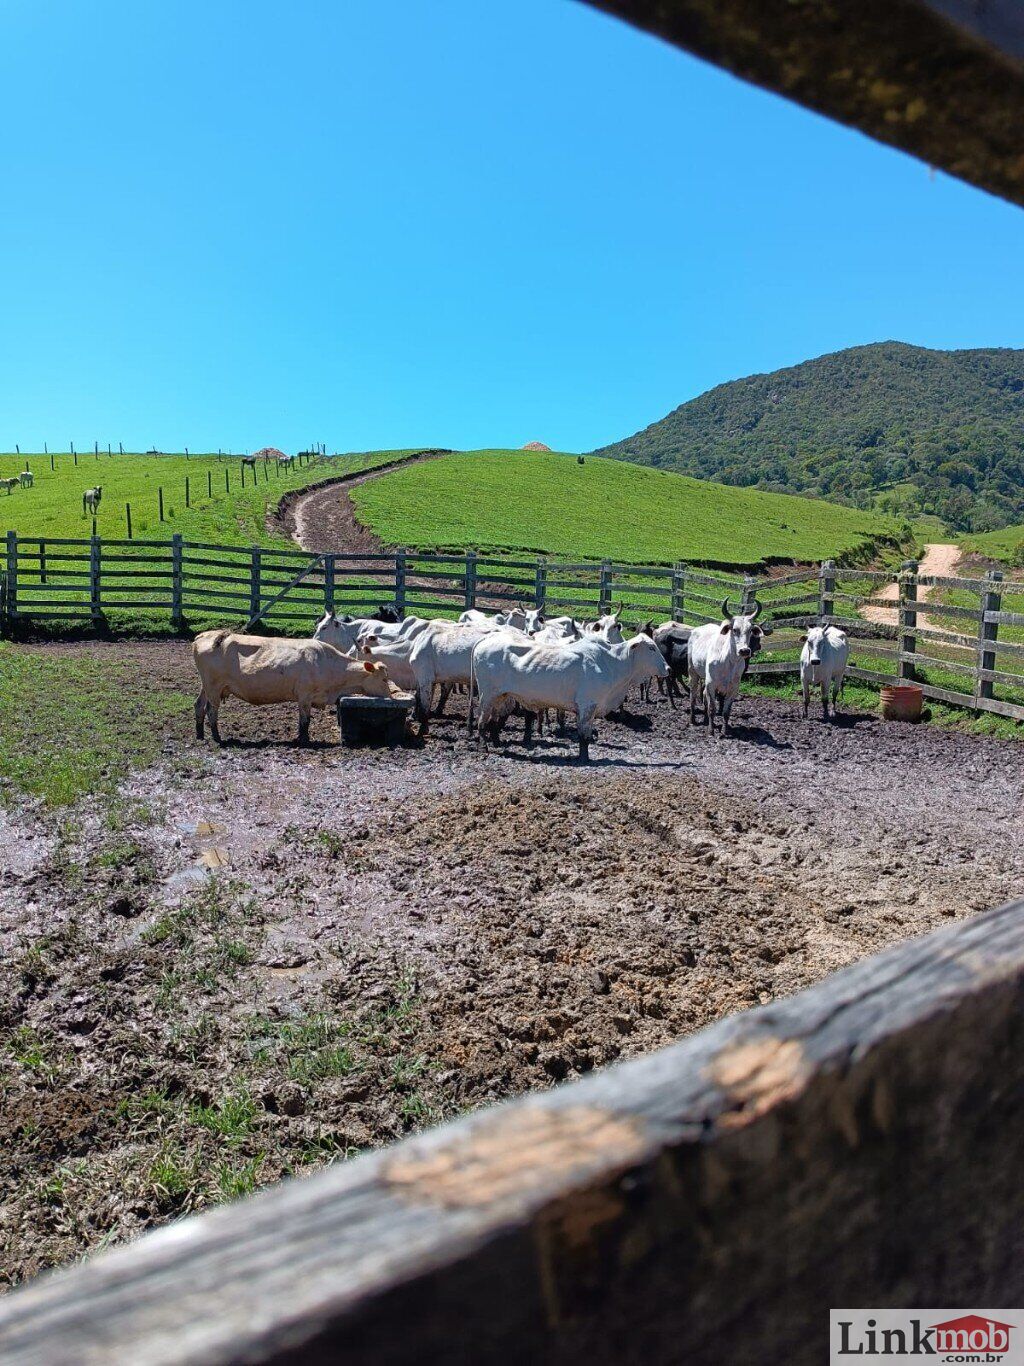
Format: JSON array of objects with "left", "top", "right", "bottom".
[{"left": 880, "top": 684, "right": 923, "bottom": 722}]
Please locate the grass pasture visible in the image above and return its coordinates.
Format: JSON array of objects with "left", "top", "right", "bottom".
[
  {"left": 0, "top": 450, "right": 400, "bottom": 549},
  {"left": 962, "top": 522, "right": 1024, "bottom": 567},
  {"left": 350, "top": 450, "right": 904, "bottom": 570}
]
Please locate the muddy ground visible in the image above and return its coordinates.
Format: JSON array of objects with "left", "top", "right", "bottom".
[{"left": 2, "top": 640, "right": 1023, "bottom": 1286}]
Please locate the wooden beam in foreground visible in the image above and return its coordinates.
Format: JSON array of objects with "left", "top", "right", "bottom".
[{"left": 582, "top": 0, "right": 1024, "bottom": 207}]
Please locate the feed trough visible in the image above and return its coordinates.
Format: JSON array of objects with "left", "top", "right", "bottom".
[{"left": 336, "top": 692, "right": 415, "bottom": 747}]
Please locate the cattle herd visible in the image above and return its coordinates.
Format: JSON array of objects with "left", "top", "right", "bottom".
[{"left": 191, "top": 600, "right": 851, "bottom": 758}]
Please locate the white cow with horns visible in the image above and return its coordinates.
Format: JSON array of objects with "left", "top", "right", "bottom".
[{"left": 687, "top": 598, "right": 768, "bottom": 737}]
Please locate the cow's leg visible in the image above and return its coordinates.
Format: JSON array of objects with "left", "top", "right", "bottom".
[
  {"left": 832, "top": 677, "right": 842, "bottom": 715},
  {"left": 523, "top": 712, "right": 536, "bottom": 748},
  {"left": 577, "top": 705, "right": 597, "bottom": 762},
  {"left": 208, "top": 701, "right": 222, "bottom": 745},
  {"left": 720, "top": 694, "right": 733, "bottom": 737},
  {"left": 821, "top": 682, "right": 829, "bottom": 720},
  {"left": 801, "top": 678, "right": 810, "bottom": 719},
  {"left": 688, "top": 670, "right": 702, "bottom": 725},
  {"left": 434, "top": 683, "right": 453, "bottom": 717},
  {"left": 296, "top": 706, "right": 312, "bottom": 746},
  {"left": 195, "top": 690, "right": 208, "bottom": 740}
]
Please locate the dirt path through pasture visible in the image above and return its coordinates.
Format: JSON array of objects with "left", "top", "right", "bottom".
[
  {"left": 3, "top": 638, "right": 1023, "bottom": 1286},
  {"left": 862, "top": 542, "right": 961, "bottom": 629},
  {"left": 271, "top": 450, "right": 449, "bottom": 556}
]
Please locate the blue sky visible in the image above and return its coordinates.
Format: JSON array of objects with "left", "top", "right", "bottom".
[{"left": 3, "top": 0, "right": 1024, "bottom": 455}]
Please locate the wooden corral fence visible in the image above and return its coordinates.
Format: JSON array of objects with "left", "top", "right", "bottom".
[
  {"left": 2, "top": 895, "right": 1024, "bottom": 1364},
  {"left": 2, "top": 534, "right": 1023, "bottom": 722}
]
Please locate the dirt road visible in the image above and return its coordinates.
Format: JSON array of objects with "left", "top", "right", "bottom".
[
  {"left": 862, "top": 542, "right": 961, "bottom": 628},
  {"left": 272, "top": 450, "right": 448, "bottom": 555}
]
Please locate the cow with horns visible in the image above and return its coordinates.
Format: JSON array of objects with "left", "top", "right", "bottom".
[{"left": 686, "top": 598, "right": 770, "bottom": 736}]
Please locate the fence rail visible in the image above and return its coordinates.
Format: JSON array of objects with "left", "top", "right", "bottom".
[{"left": 2, "top": 538, "right": 1023, "bottom": 723}]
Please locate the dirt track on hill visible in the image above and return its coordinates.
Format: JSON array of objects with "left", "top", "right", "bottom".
[
  {"left": 270, "top": 450, "right": 450, "bottom": 556},
  {"left": 862, "top": 541, "right": 961, "bottom": 629}
]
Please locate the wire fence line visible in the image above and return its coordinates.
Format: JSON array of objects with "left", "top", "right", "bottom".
[{"left": 1, "top": 535, "right": 1022, "bottom": 723}]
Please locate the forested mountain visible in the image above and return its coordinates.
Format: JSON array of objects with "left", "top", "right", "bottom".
[{"left": 592, "top": 342, "right": 1024, "bottom": 532}]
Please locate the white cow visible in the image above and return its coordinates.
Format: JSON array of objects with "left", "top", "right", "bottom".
[
  {"left": 458, "top": 607, "right": 529, "bottom": 631},
  {"left": 471, "top": 632, "right": 669, "bottom": 761},
  {"left": 19, "top": 470, "right": 33, "bottom": 488},
  {"left": 355, "top": 632, "right": 419, "bottom": 691},
  {"left": 800, "top": 624, "right": 849, "bottom": 719},
  {"left": 687, "top": 599, "right": 766, "bottom": 737},
  {"left": 409, "top": 623, "right": 498, "bottom": 725}
]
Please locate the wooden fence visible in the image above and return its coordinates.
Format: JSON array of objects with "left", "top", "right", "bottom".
[
  {"left": 2, "top": 535, "right": 1023, "bottom": 722},
  {"left": 2, "top": 893, "right": 1024, "bottom": 1364}
]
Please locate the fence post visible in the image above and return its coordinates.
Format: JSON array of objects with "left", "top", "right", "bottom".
[
  {"left": 323, "top": 555, "right": 336, "bottom": 614},
  {"left": 126, "top": 504, "right": 132, "bottom": 540},
  {"left": 898, "top": 558, "right": 919, "bottom": 681},
  {"left": 158, "top": 487, "right": 165, "bottom": 522},
  {"left": 465, "top": 550, "right": 477, "bottom": 610},
  {"left": 90, "top": 534, "right": 102, "bottom": 623},
  {"left": 5, "top": 531, "right": 17, "bottom": 622},
  {"left": 185, "top": 476, "right": 190, "bottom": 509},
  {"left": 671, "top": 562, "right": 685, "bottom": 623},
  {"left": 535, "top": 558, "right": 547, "bottom": 612},
  {"left": 599, "top": 560, "right": 612, "bottom": 614},
  {"left": 741, "top": 574, "right": 756, "bottom": 616},
  {"left": 171, "top": 534, "right": 184, "bottom": 630},
  {"left": 250, "top": 547, "right": 262, "bottom": 625},
  {"left": 977, "top": 569, "right": 1003, "bottom": 703},
  {"left": 39, "top": 539, "right": 47, "bottom": 587},
  {"left": 819, "top": 558, "right": 836, "bottom": 621},
  {"left": 395, "top": 549, "right": 407, "bottom": 617},
  {"left": 208, "top": 471, "right": 213, "bottom": 498}
]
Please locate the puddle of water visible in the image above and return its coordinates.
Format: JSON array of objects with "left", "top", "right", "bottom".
[
  {"left": 164, "top": 866, "right": 208, "bottom": 894},
  {"left": 195, "top": 820, "right": 226, "bottom": 838}
]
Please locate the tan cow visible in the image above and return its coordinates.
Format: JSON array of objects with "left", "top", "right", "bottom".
[{"left": 193, "top": 630, "right": 394, "bottom": 745}]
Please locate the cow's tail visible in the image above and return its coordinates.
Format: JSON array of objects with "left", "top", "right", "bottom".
[{"left": 468, "top": 641, "right": 479, "bottom": 734}]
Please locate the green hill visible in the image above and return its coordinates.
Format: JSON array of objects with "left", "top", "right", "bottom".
[
  {"left": 350, "top": 449, "right": 901, "bottom": 569},
  {"left": 592, "top": 342, "right": 1024, "bottom": 534},
  {"left": 962, "top": 523, "right": 1024, "bottom": 567}
]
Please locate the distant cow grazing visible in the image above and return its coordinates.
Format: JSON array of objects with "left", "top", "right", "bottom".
[
  {"left": 19, "top": 470, "right": 33, "bottom": 488},
  {"left": 687, "top": 598, "right": 766, "bottom": 737},
  {"left": 82, "top": 486, "right": 102, "bottom": 515},
  {"left": 193, "top": 630, "right": 395, "bottom": 745},
  {"left": 800, "top": 624, "right": 850, "bottom": 720},
  {"left": 0, "top": 477, "right": 19, "bottom": 495}
]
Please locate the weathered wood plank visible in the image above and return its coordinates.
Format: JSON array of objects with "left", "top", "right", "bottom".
[
  {"left": 4, "top": 897, "right": 1024, "bottom": 1365},
  {"left": 583, "top": 0, "right": 1024, "bottom": 208}
]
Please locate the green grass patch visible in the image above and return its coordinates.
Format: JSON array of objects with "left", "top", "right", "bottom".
[
  {"left": 350, "top": 450, "right": 904, "bottom": 570},
  {"left": 0, "top": 642, "right": 191, "bottom": 805},
  {"left": 962, "top": 522, "right": 1024, "bottom": 568},
  {"left": 0, "top": 449, "right": 406, "bottom": 548}
]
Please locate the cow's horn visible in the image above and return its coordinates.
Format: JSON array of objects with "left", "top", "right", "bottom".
[
  {"left": 751, "top": 598, "right": 763, "bottom": 621},
  {"left": 721, "top": 597, "right": 733, "bottom": 621}
]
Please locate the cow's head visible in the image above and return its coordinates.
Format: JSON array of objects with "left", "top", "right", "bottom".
[
  {"left": 315, "top": 611, "right": 360, "bottom": 653},
  {"left": 720, "top": 598, "right": 765, "bottom": 660},
  {"left": 803, "top": 624, "right": 828, "bottom": 666},
  {"left": 359, "top": 658, "right": 392, "bottom": 698},
  {"left": 628, "top": 633, "right": 670, "bottom": 679},
  {"left": 524, "top": 608, "right": 546, "bottom": 634}
]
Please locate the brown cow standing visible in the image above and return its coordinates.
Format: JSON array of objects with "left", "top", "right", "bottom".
[{"left": 193, "top": 631, "right": 395, "bottom": 745}]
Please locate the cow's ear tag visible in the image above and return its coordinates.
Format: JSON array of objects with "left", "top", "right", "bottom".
[{"left": 362, "top": 660, "right": 375, "bottom": 672}]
